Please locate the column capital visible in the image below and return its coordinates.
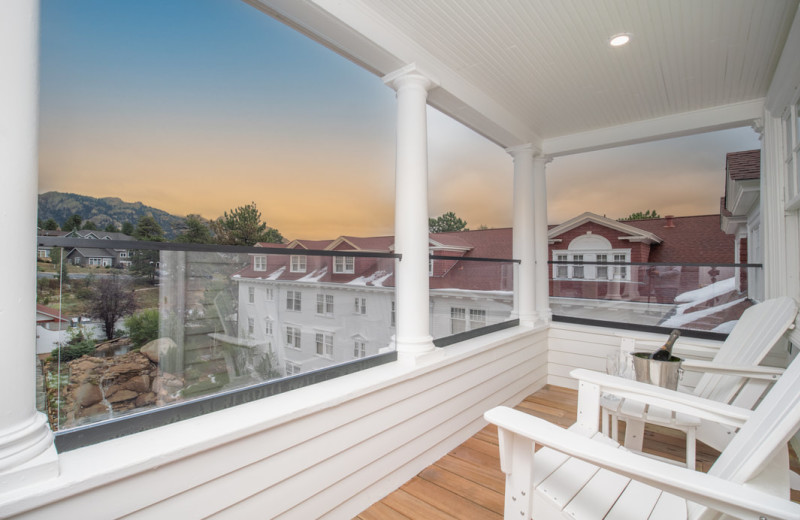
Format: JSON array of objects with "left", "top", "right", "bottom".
[
  {"left": 505, "top": 143, "right": 537, "bottom": 158},
  {"left": 382, "top": 63, "right": 439, "bottom": 92},
  {"left": 534, "top": 154, "right": 553, "bottom": 166}
]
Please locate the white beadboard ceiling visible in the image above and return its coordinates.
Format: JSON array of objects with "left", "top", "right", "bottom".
[{"left": 249, "top": 0, "right": 798, "bottom": 154}]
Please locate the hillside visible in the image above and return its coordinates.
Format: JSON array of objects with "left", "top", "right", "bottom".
[{"left": 38, "top": 192, "right": 185, "bottom": 239}]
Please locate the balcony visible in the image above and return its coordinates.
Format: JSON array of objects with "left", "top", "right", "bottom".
[{"left": 3, "top": 0, "right": 800, "bottom": 518}]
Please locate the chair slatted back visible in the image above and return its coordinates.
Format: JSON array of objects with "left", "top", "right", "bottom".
[{"left": 694, "top": 297, "right": 797, "bottom": 405}]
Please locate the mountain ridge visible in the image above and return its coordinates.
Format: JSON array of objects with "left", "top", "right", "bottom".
[{"left": 38, "top": 191, "right": 186, "bottom": 239}]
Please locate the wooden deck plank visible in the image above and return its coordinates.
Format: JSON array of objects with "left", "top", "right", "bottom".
[
  {"left": 402, "top": 476, "right": 503, "bottom": 520},
  {"left": 380, "top": 489, "right": 459, "bottom": 520},
  {"left": 355, "top": 501, "right": 410, "bottom": 520},
  {"left": 418, "top": 465, "right": 505, "bottom": 515},
  {"left": 433, "top": 454, "right": 505, "bottom": 494},
  {"left": 354, "top": 385, "right": 799, "bottom": 519}
]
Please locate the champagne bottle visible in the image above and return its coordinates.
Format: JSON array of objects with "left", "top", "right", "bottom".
[{"left": 651, "top": 329, "right": 680, "bottom": 361}]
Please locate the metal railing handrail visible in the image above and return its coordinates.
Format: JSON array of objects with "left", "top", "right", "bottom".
[
  {"left": 38, "top": 237, "right": 402, "bottom": 259},
  {"left": 547, "top": 259, "right": 762, "bottom": 268}
]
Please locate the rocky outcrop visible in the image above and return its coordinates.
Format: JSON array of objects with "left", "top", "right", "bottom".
[{"left": 45, "top": 342, "right": 186, "bottom": 430}]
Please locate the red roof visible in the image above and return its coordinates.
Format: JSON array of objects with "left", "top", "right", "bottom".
[
  {"left": 726, "top": 149, "right": 760, "bottom": 181},
  {"left": 622, "top": 215, "right": 733, "bottom": 264},
  {"left": 36, "top": 304, "right": 70, "bottom": 323},
  {"left": 234, "top": 216, "right": 732, "bottom": 289}
]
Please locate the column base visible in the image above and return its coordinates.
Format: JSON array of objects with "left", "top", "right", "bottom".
[
  {"left": 0, "top": 413, "right": 58, "bottom": 492},
  {"left": 394, "top": 335, "right": 437, "bottom": 366}
]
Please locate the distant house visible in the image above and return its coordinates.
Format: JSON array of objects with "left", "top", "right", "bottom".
[
  {"left": 57, "top": 229, "right": 134, "bottom": 267},
  {"left": 548, "top": 212, "right": 735, "bottom": 303},
  {"left": 36, "top": 229, "right": 68, "bottom": 259}
]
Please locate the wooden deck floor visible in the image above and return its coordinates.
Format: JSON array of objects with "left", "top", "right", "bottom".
[{"left": 355, "top": 385, "right": 799, "bottom": 519}]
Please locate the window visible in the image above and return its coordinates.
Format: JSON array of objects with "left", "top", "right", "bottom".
[
  {"left": 290, "top": 255, "right": 307, "bottom": 273},
  {"left": 286, "top": 361, "right": 301, "bottom": 376},
  {"left": 391, "top": 301, "right": 396, "bottom": 327},
  {"left": 469, "top": 309, "right": 487, "bottom": 329},
  {"left": 265, "top": 288, "right": 273, "bottom": 301},
  {"left": 119, "top": 251, "right": 128, "bottom": 258},
  {"left": 247, "top": 317, "right": 254, "bottom": 334},
  {"left": 451, "top": 307, "right": 467, "bottom": 334},
  {"left": 572, "top": 254, "right": 584, "bottom": 279},
  {"left": 265, "top": 319, "right": 273, "bottom": 336},
  {"left": 596, "top": 254, "right": 608, "bottom": 280},
  {"left": 334, "top": 256, "right": 354, "bottom": 274},
  {"left": 286, "top": 290, "right": 301, "bottom": 311},
  {"left": 316, "top": 293, "right": 334, "bottom": 315},
  {"left": 286, "top": 326, "right": 301, "bottom": 350},
  {"left": 555, "top": 254, "right": 568, "bottom": 278},
  {"left": 783, "top": 98, "right": 800, "bottom": 208},
  {"left": 354, "top": 297, "right": 367, "bottom": 315},
  {"left": 613, "top": 254, "right": 627, "bottom": 279},
  {"left": 429, "top": 259, "right": 434, "bottom": 276},
  {"left": 354, "top": 338, "right": 366, "bottom": 358},
  {"left": 254, "top": 255, "right": 267, "bottom": 271},
  {"left": 248, "top": 286, "right": 255, "bottom": 303},
  {"left": 315, "top": 332, "right": 333, "bottom": 359}
]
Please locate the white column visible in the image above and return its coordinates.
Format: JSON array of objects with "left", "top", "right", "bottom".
[
  {"left": 0, "top": 0, "right": 59, "bottom": 489},
  {"left": 533, "top": 156, "right": 552, "bottom": 323},
  {"left": 384, "top": 65, "right": 437, "bottom": 358},
  {"left": 507, "top": 145, "right": 537, "bottom": 326}
]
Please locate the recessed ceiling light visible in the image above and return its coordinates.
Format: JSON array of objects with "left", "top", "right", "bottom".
[{"left": 609, "top": 33, "right": 631, "bottom": 47}]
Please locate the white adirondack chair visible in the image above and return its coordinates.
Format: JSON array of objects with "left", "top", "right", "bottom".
[
  {"left": 604, "top": 296, "right": 798, "bottom": 468},
  {"left": 485, "top": 353, "right": 800, "bottom": 520}
]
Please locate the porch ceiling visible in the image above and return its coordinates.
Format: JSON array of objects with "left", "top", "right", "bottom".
[{"left": 247, "top": 0, "right": 798, "bottom": 154}]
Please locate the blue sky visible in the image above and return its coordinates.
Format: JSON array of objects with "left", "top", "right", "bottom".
[{"left": 38, "top": 0, "right": 760, "bottom": 239}]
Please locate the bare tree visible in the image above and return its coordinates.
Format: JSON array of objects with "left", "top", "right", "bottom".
[{"left": 87, "top": 274, "right": 137, "bottom": 340}]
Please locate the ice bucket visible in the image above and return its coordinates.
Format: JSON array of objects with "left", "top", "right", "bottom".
[{"left": 631, "top": 352, "right": 683, "bottom": 390}]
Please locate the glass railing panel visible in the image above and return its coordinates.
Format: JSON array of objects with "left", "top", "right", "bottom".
[
  {"left": 35, "top": 239, "right": 397, "bottom": 436},
  {"left": 429, "top": 256, "right": 517, "bottom": 342},
  {"left": 548, "top": 261, "right": 761, "bottom": 335}
]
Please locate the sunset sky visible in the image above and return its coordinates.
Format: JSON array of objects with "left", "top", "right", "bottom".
[{"left": 38, "top": 0, "right": 760, "bottom": 240}]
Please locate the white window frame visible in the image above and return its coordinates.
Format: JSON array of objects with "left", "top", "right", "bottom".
[
  {"left": 334, "top": 256, "right": 354, "bottom": 274},
  {"left": 290, "top": 255, "right": 307, "bottom": 273},
  {"left": 247, "top": 317, "right": 254, "bottom": 334},
  {"left": 248, "top": 286, "right": 255, "bottom": 303},
  {"left": 265, "top": 287, "right": 273, "bottom": 301},
  {"left": 254, "top": 255, "right": 267, "bottom": 271},
  {"left": 783, "top": 96, "right": 800, "bottom": 210},
  {"left": 391, "top": 301, "right": 396, "bottom": 327},
  {"left": 469, "top": 309, "right": 487, "bottom": 329},
  {"left": 286, "top": 361, "right": 301, "bottom": 376},
  {"left": 315, "top": 332, "right": 334, "bottom": 359},
  {"left": 354, "top": 297, "right": 367, "bottom": 315},
  {"left": 286, "top": 325, "right": 301, "bottom": 350},
  {"left": 316, "top": 293, "right": 334, "bottom": 316},
  {"left": 552, "top": 249, "right": 631, "bottom": 281},
  {"left": 571, "top": 254, "right": 585, "bottom": 279},
  {"left": 596, "top": 254, "right": 609, "bottom": 280},
  {"left": 286, "top": 290, "right": 301, "bottom": 311},
  {"left": 354, "top": 338, "right": 366, "bottom": 359},
  {"left": 451, "top": 307, "right": 467, "bottom": 334},
  {"left": 555, "top": 254, "right": 568, "bottom": 279},
  {"left": 265, "top": 319, "right": 273, "bottom": 337}
]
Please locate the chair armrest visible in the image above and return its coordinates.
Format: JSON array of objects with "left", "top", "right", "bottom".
[
  {"left": 680, "top": 359, "right": 784, "bottom": 380},
  {"left": 485, "top": 406, "right": 800, "bottom": 520},
  {"left": 571, "top": 368, "right": 751, "bottom": 427}
]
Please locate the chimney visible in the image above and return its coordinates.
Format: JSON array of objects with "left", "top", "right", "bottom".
[{"left": 664, "top": 215, "right": 675, "bottom": 228}]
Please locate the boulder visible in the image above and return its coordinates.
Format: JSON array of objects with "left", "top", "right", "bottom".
[
  {"left": 107, "top": 389, "right": 138, "bottom": 403},
  {"left": 135, "top": 392, "right": 157, "bottom": 407},
  {"left": 141, "top": 337, "right": 178, "bottom": 363},
  {"left": 122, "top": 374, "right": 151, "bottom": 393},
  {"left": 75, "top": 383, "right": 103, "bottom": 408}
]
